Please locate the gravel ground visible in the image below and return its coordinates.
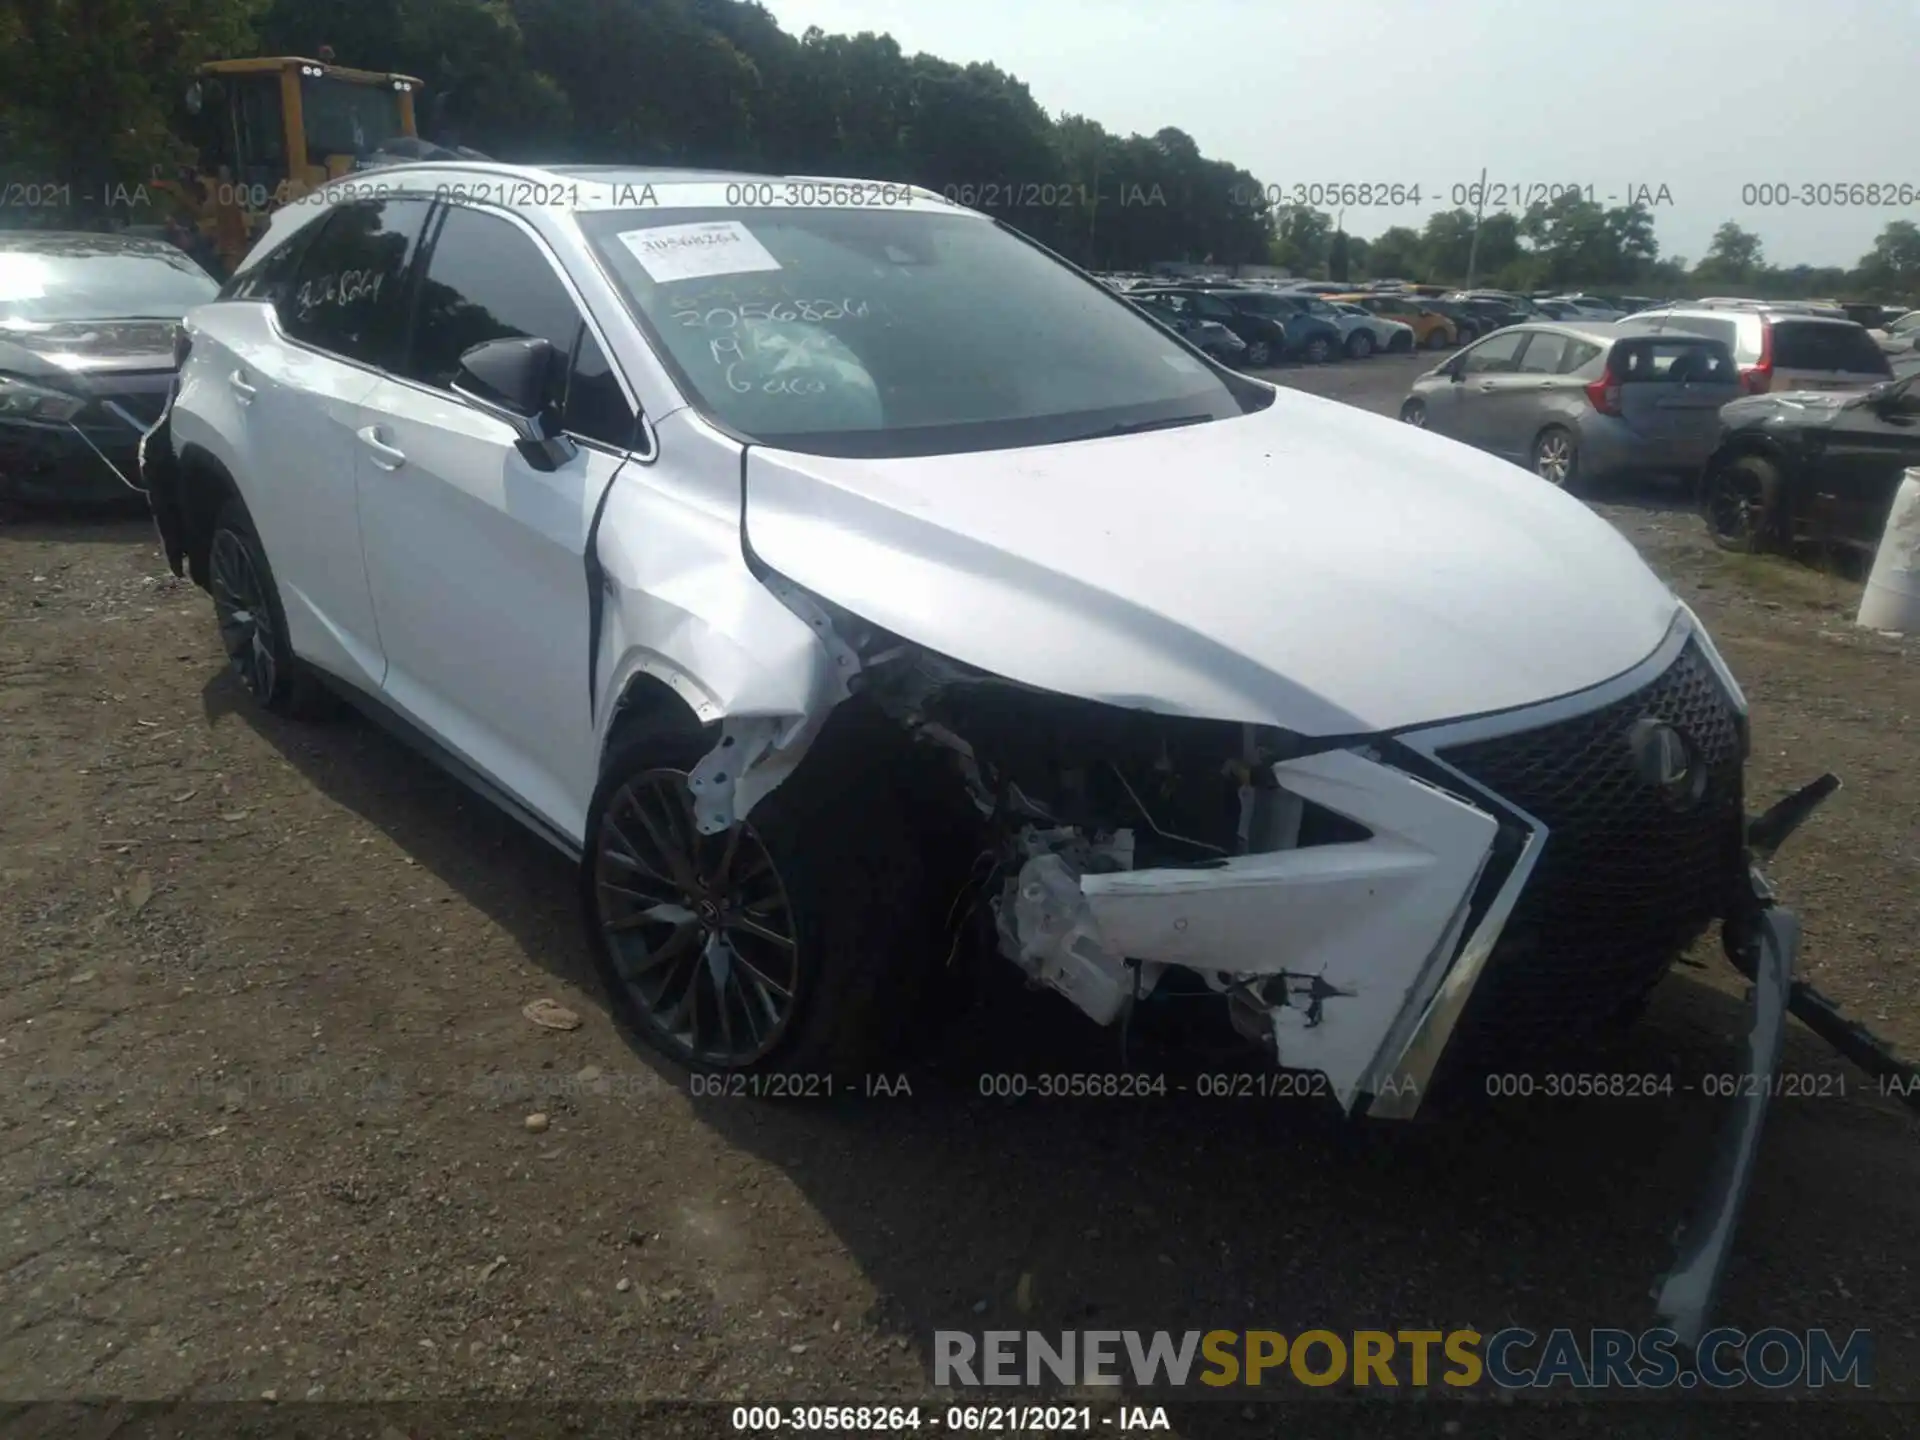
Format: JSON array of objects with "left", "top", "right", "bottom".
[{"left": 2, "top": 353, "right": 1917, "bottom": 1437}]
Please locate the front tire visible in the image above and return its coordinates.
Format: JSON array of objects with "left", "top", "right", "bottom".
[
  {"left": 1303, "top": 334, "right": 1332, "bottom": 364},
  {"left": 207, "top": 498, "right": 334, "bottom": 718},
  {"left": 1244, "top": 338, "right": 1273, "bottom": 367},
  {"left": 1426, "top": 327, "right": 1453, "bottom": 350},
  {"left": 582, "top": 709, "right": 939, "bottom": 1079},
  {"left": 1701, "top": 455, "right": 1782, "bottom": 553},
  {"left": 1399, "top": 398, "right": 1428, "bottom": 427}
]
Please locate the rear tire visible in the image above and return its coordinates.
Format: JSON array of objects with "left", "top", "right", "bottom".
[
  {"left": 1530, "top": 425, "right": 1579, "bottom": 489},
  {"left": 1244, "top": 339, "right": 1273, "bottom": 367},
  {"left": 1303, "top": 334, "right": 1332, "bottom": 364},
  {"left": 1701, "top": 455, "right": 1782, "bottom": 553},
  {"left": 1426, "top": 327, "right": 1453, "bottom": 350},
  {"left": 206, "top": 498, "right": 335, "bottom": 719},
  {"left": 1346, "top": 331, "right": 1375, "bottom": 360},
  {"left": 582, "top": 707, "right": 941, "bottom": 1080}
]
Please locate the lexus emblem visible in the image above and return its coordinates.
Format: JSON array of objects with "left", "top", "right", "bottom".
[{"left": 1626, "top": 716, "right": 1706, "bottom": 808}]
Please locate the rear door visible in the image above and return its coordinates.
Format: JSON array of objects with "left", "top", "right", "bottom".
[
  {"left": 1769, "top": 318, "right": 1894, "bottom": 393},
  {"left": 220, "top": 196, "right": 432, "bottom": 690},
  {"left": 1608, "top": 335, "right": 1742, "bottom": 468}
]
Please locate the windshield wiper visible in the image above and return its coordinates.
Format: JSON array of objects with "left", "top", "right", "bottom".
[{"left": 1064, "top": 413, "right": 1215, "bottom": 443}]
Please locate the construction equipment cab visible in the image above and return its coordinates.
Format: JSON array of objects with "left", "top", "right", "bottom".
[{"left": 169, "top": 56, "right": 424, "bottom": 271}]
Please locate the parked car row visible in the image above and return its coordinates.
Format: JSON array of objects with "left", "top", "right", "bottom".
[
  {"left": 1400, "top": 299, "right": 1914, "bottom": 558},
  {"left": 1100, "top": 274, "right": 1458, "bottom": 366}
]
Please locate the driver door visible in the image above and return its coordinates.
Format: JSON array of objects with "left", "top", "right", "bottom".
[
  {"left": 354, "top": 203, "right": 645, "bottom": 844},
  {"left": 1428, "top": 329, "right": 1527, "bottom": 442}
]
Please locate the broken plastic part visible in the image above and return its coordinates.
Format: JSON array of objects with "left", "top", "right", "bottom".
[{"left": 996, "top": 852, "right": 1152, "bottom": 1026}]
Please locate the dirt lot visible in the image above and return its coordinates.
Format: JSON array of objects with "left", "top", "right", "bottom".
[{"left": 4, "top": 353, "right": 1919, "bottom": 1434}]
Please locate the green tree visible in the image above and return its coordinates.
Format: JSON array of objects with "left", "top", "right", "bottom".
[
  {"left": 1270, "top": 205, "right": 1332, "bottom": 276},
  {"left": 1, "top": 0, "right": 268, "bottom": 222},
  {"left": 1854, "top": 221, "right": 1920, "bottom": 298},
  {"left": 1365, "top": 225, "right": 1425, "bottom": 280},
  {"left": 1692, "top": 221, "right": 1764, "bottom": 287}
]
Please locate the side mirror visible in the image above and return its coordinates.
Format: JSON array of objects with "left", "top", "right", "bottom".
[{"left": 453, "top": 336, "right": 577, "bottom": 472}]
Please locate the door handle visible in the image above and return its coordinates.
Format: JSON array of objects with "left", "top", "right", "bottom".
[
  {"left": 357, "top": 426, "right": 407, "bottom": 471},
  {"left": 229, "top": 371, "right": 256, "bottom": 402}
]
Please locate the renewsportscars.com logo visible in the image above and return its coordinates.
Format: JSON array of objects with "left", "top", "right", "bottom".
[{"left": 933, "top": 1328, "right": 1873, "bottom": 1391}]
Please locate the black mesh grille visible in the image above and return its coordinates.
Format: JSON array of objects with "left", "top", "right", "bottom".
[{"left": 1436, "top": 640, "right": 1744, "bottom": 1056}]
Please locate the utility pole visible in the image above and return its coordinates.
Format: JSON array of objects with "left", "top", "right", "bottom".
[{"left": 1463, "top": 165, "right": 1488, "bottom": 289}]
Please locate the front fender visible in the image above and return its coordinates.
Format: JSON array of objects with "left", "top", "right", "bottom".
[{"left": 591, "top": 448, "right": 849, "bottom": 823}]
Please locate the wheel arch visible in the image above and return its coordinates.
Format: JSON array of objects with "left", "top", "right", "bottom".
[
  {"left": 1699, "top": 433, "right": 1792, "bottom": 501},
  {"left": 172, "top": 441, "right": 246, "bottom": 590}
]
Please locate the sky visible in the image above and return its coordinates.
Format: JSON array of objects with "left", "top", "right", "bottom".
[{"left": 757, "top": 0, "right": 1915, "bottom": 269}]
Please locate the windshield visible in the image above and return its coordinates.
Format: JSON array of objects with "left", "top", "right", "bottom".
[
  {"left": 0, "top": 247, "right": 217, "bottom": 324},
  {"left": 301, "top": 76, "right": 407, "bottom": 159},
  {"left": 580, "top": 207, "right": 1260, "bottom": 457}
]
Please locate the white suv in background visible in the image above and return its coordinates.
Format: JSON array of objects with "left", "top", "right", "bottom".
[{"left": 1617, "top": 305, "right": 1893, "bottom": 394}]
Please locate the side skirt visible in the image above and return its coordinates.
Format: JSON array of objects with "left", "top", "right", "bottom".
[{"left": 309, "top": 671, "right": 585, "bottom": 865}]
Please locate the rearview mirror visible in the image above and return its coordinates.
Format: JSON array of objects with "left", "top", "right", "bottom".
[{"left": 453, "top": 336, "right": 577, "bottom": 472}]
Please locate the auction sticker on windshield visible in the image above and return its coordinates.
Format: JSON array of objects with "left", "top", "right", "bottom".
[{"left": 619, "top": 221, "right": 783, "bottom": 284}]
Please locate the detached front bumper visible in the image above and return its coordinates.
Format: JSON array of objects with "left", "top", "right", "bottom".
[{"left": 0, "top": 417, "right": 144, "bottom": 505}]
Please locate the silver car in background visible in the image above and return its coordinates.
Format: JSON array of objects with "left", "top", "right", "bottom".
[
  {"left": 1398, "top": 322, "right": 1742, "bottom": 489},
  {"left": 1327, "top": 301, "right": 1414, "bottom": 358}
]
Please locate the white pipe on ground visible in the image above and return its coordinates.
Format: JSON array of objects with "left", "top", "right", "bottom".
[{"left": 1858, "top": 469, "right": 1920, "bottom": 634}]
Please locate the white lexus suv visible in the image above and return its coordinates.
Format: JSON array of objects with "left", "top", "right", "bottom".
[{"left": 143, "top": 164, "right": 1830, "bottom": 1333}]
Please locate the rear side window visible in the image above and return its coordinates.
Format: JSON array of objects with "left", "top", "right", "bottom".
[
  {"left": 279, "top": 198, "right": 433, "bottom": 368},
  {"left": 222, "top": 228, "right": 308, "bottom": 305},
  {"left": 1611, "top": 337, "right": 1737, "bottom": 385},
  {"left": 1769, "top": 320, "right": 1892, "bottom": 376}
]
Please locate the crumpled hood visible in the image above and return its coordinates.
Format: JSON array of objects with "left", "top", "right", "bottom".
[
  {"left": 741, "top": 387, "right": 1680, "bottom": 735},
  {"left": 0, "top": 319, "right": 180, "bottom": 379}
]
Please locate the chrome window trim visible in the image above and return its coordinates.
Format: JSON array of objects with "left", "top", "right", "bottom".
[{"left": 1363, "top": 607, "right": 1699, "bottom": 1118}]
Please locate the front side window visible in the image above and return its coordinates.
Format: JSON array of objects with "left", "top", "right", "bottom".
[
  {"left": 403, "top": 206, "right": 637, "bottom": 446},
  {"left": 1460, "top": 330, "right": 1527, "bottom": 374},
  {"left": 403, "top": 206, "right": 584, "bottom": 400},
  {"left": 279, "top": 198, "right": 432, "bottom": 367},
  {"left": 579, "top": 207, "right": 1260, "bottom": 458}
]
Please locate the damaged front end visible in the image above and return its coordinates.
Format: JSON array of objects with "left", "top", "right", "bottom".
[{"left": 712, "top": 578, "right": 1913, "bottom": 1345}]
